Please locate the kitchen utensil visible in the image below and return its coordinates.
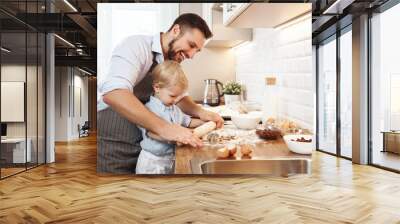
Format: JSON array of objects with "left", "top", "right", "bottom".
[
  {"left": 203, "top": 79, "right": 224, "bottom": 106},
  {"left": 206, "top": 133, "right": 220, "bottom": 144},
  {"left": 262, "top": 77, "right": 277, "bottom": 123},
  {"left": 256, "top": 125, "right": 281, "bottom": 140},
  {"left": 193, "top": 121, "right": 217, "bottom": 138},
  {"left": 231, "top": 111, "right": 262, "bottom": 130}
]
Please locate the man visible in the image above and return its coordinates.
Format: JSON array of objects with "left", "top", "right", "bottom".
[{"left": 97, "top": 13, "right": 224, "bottom": 174}]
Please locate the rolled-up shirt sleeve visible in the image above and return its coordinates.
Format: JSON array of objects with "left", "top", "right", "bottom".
[
  {"left": 181, "top": 113, "right": 192, "bottom": 128},
  {"left": 176, "top": 107, "right": 191, "bottom": 127},
  {"left": 100, "top": 57, "right": 139, "bottom": 94},
  {"left": 99, "top": 37, "right": 146, "bottom": 96}
]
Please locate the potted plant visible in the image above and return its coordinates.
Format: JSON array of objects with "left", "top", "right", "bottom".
[{"left": 223, "top": 81, "right": 242, "bottom": 105}]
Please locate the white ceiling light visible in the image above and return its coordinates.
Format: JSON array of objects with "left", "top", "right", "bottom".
[
  {"left": 78, "top": 67, "right": 92, "bottom": 76},
  {"left": 231, "top": 41, "right": 251, "bottom": 51},
  {"left": 1, "top": 47, "right": 11, "bottom": 53},
  {"left": 54, "top": 34, "right": 75, "bottom": 48},
  {"left": 275, "top": 13, "right": 311, "bottom": 30},
  {"left": 63, "top": 0, "right": 78, "bottom": 12},
  {"left": 323, "top": 0, "right": 355, "bottom": 15}
]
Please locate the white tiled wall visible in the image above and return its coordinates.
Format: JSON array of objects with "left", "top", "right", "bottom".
[{"left": 234, "top": 18, "right": 314, "bottom": 131}]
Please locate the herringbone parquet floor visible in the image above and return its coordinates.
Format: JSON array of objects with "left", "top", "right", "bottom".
[{"left": 1, "top": 134, "right": 400, "bottom": 224}]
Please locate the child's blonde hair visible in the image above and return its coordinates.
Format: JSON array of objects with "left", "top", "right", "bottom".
[{"left": 152, "top": 60, "right": 188, "bottom": 90}]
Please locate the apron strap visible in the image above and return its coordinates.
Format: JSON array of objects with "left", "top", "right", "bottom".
[{"left": 133, "top": 52, "right": 159, "bottom": 103}]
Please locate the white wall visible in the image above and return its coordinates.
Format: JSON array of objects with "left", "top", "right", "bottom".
[
  {"left": 234, "top": 17, "right": 314, "bottom": 131},
  {"left": 55, "top": 67, "right": 89, "bottom": 141},
  {"left": 72, "top": 74, "right": 89, "bottom": 138},
  {"left": 1, "top": 65, "right": 42, "bottom": 137},
  {"left": 55, "top": 67, "right": 68, "bottom": 141},
  {"left": 1, "top": 65, "right": 26, "bottom": 137},
  {"left": 181, "top": 48, "right": 235, "bottom": 101},
  {"left": 179, "top": 3, "right": 236, "bottom": 101}
]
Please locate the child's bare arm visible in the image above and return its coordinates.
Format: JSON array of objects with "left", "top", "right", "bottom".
[{"left": 188, "top": 118, "right": 205, "bottom": 128}]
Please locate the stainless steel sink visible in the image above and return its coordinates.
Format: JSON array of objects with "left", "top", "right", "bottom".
[{"left": 190, "top": 158, "right": 311, "bottom": 176}]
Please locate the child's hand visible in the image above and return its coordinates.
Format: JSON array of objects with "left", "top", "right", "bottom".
[
  {"left": 198, "top": 110, "right": 224, "bottom": 129},
  {"left": 159, "top": 123, "right": 203, "bottom": 147}
]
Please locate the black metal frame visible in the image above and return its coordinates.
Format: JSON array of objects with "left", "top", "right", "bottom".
[
  {"left": 315, "top": 44, "right": 319, "bottom": 152},
  {"left": 25, "top": 2, "right": 28, "bottom": 172},
  {"left": 367, "top": 11, "right": 373, "bottom": 166},
  {"left": 336, "top": 28, "right": 341, "bottom": 158},
  {"left": 44, "top": 0, "right": 47, "bottom": 165}
]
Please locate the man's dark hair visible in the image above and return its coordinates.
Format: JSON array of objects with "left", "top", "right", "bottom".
[{"left": 168, "top": 13, "right": 213, "bottom": 39}]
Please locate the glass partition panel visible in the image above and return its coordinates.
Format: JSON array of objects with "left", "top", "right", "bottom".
[
  {"left": 26, "top": 0, "right": 39, "bottom": 169},
  {"left": 26, "top": 30, "right": 38, "bottom": 169},
  {"left": 1, "top": 30, "right": 27, "bottom": 177},
  {"left": 0, "top": 1, "right": 46, "bottom": 179},
  {"left": 38, "top": 32, "right": 45, "bottom": 165}
]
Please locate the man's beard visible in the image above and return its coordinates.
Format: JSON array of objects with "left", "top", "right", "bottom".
[{"left": 167, "top": 37, "right": 182, "bottom": 62}]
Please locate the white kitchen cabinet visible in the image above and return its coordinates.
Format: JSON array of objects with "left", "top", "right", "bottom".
[
  {"left": 222, "top": 3, "right": 250, "bottom": 26},
  {"left": 202, "top": 3, "right": 252, "bottom": 48},
  {"left": 222, "top": 3, "right": 311, "bottom": 28}
]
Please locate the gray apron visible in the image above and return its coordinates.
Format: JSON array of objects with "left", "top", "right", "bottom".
[{"left": 97, "top": 52, "right": 158, "bottom": 174}]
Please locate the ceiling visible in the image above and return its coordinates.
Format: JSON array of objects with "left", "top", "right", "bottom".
[
  {"left": 311, "top": 0, "right": 391, "bottom": 43},
  {"left": 0, "top": 0, "right": 99, "bottom": 73}
]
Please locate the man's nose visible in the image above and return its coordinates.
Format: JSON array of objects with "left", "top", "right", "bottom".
[{"left": 187, "top": 49, "right": 197, "bottom": 59}]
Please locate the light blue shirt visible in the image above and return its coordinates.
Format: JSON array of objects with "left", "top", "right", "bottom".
[{"left": 139, "top": 96, "right": 191, "bottom": 156}]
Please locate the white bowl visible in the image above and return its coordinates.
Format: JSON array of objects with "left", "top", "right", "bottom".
[
  {"left": 231, "top": 112, "right": 262, "bottom": 130},
  {"left": 283, "top": 134, "right": 315, "bottom": 154},
  {"left": 242, "top": 101, "right": 262, "bottom": 111}
]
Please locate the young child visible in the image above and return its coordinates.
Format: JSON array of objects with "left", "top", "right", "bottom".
[{"left": 135, "top": 60, "right": 204, "bottom": 174}]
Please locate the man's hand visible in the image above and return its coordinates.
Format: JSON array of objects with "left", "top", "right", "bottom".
[
  {"left": 177, "top": 96, "right": 224, "bottom": 129},
  {"left": 159, "top": 123, "right": 203, "bottom": 147},
  {"left": 198, "top": 110, "right": 224, "bottom": 129}
]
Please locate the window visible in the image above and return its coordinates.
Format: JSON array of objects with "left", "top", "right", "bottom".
[
  {"left": 370, "top": 2, "right": 400, "bottom": 171},
  {"left": 339, "top": 28, "right": 352, "bottom": 158},
  {"left": 390, "top": 74, "right": 400, "bottom": 130},
  {"left": 317, "top": 36, "right": 337, "bottom": 154},
  {"left": 316, "top": 26, "right": 353, "bottom": 159}
]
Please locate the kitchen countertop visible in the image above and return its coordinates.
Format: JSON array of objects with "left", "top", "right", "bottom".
[{"left": 175, "top": 133, "right": 312, "bottom": 174}]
